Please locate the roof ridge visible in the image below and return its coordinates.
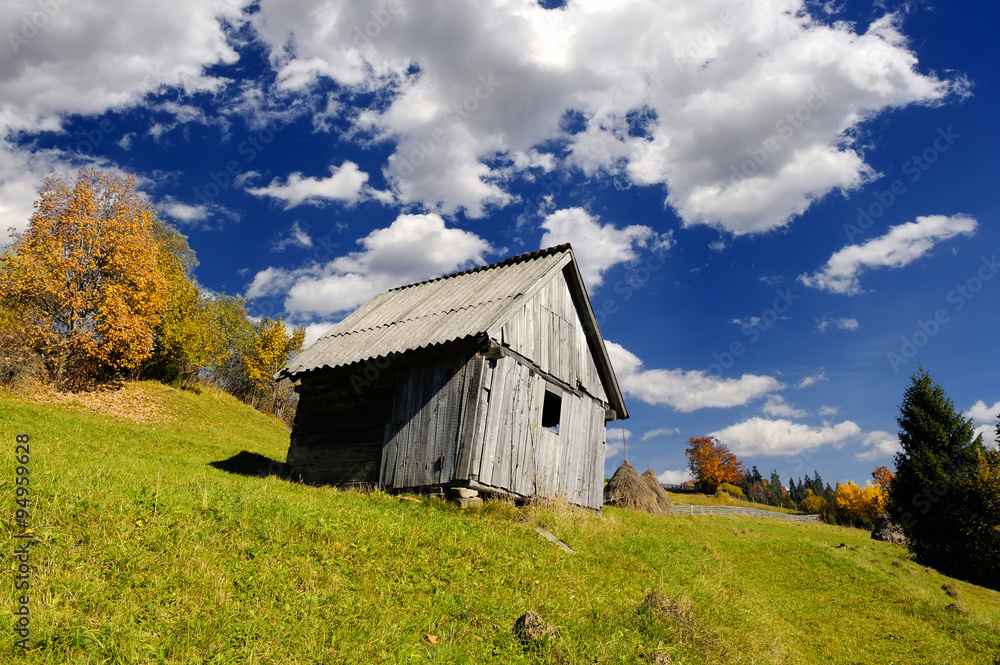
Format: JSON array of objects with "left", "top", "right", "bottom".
[{"left": 385, "top": 244, "right": 571, "bottom": 293}]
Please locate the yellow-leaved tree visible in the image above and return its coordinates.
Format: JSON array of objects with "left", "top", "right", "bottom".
[
  {"left": 143, "top": 219, "right": 225, "bottom": 386},
  {"left": 0, "top": 168, "right": 167, "bottom": 386},
  {"left": 246, "top": 316, "right": 306, "bottom": 423}
]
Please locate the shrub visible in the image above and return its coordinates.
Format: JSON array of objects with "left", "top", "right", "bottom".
[{"left": 717, "top": 482, "right": 745, "bottom": 499}]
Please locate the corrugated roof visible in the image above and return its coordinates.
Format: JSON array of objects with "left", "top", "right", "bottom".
[
  {"left": 280, "top": 245, "right": 571, "bottom": 378},
  {"left": 278, "top": 243, "right": 629, "bottom": 419}
]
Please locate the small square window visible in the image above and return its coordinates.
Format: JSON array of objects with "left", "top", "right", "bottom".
[{"left": 542, "top": 388, "right": 562, "bottom": 432}]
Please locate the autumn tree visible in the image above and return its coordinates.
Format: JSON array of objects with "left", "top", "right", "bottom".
[
  {"left": 834, "top": 481, "right": 884, "bottom": 528},
  {"left": 0, "top": 168, "right": 167, "bottom": 386},
  {"left": 246, "top": 316, "right": 305, "bottom": 421},
  {"left": 142, "top": 219, "right": 225, "bottom": 386},
  {"left": 685, "top": 436, "right": 745, "bottom": 494}
]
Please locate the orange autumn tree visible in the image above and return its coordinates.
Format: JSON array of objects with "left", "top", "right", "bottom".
[
  {"left": 685, "top": 436, "right": 745, "bottom": 494},
  {"left": 0, "top": 168, "right": 167, "bottom": 386}
]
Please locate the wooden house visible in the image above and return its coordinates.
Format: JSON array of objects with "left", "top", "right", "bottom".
[{"left": 275, "top": 244, "right": 628, "bottom": 510}]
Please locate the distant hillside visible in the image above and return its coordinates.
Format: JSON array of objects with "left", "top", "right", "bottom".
[{"left": 2, "top": 382, "right": 999, "bottom": 664}]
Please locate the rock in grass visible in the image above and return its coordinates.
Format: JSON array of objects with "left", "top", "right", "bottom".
[
  {"left": 871, "top": 514, "right": 906, "bottom": 544},
  {"left": 512, "top": 610, "right": 557, "bottom": 644}
]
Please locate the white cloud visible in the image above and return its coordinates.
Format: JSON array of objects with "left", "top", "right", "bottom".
[
  {"left": 854, "top": 430, "right": 901, "bottom": 462},
  {"left": 246, "top": 162, "right": 370, "bottom": 208},
  {"left": 0, "top": 0, "right": 246, "bottom": 242},
  {"left": 965, "top": 399, "right": 1000, "bottom": 424},
  {"left": 156, "top": 196, "right": 239, "bottom": 228},
  {"left": 248, "top": 0, "right": 966, "bottom": 232},
  {"left": 818, "top": 405, "right": 840, "bottom": 416},
  {"left": 817, "top": 315, "right": 859, "bottom": 332},
  {"left": 605, "top": 341, "right": 783, "bottom": 412},
  {"left": 539, "top": 207, "right": 669, "bottom": 287},
  {"left": 302, "top": 322, "right": 335, "bottom": 348},
  {"left": 965, "top": 400, "right": 999, "bottom": 448},
  {"left": 798, "top": 371, "right": 827, "bottom": 389},
  {"left": 712, "top": 417, "right": 862, "bottom": 456},
  {"left": 272, "top": 221, "right": 314, "bottom": 252},
  {"left": 657, "top": 469, "right": 693, "bottom": 486},
  {"left": 248, "top": 213, "right": 491, "bottom": 317},
  {"left": 604, "top": 427, "right": 632, "bottom": 460},
  {"left": 762, "top": 395, "right": 808, "bottom": 419},
  {"left": 798, "top": 215, "right": 978, "bottom": 294},
  {"left": 642, "top": 427, "right": 680, "bottom": 441}
]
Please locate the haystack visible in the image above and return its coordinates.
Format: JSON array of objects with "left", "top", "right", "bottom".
[
  {"left": 604, "top": 460, "right": 663, "bottom": 515},
  {"left": 641, "top": 468, "right": 679, "bottom": 517}
]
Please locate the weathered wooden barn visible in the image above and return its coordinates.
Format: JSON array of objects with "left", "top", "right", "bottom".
[{"left": 275, "top": 244, "right": 628, "bottom": 510}]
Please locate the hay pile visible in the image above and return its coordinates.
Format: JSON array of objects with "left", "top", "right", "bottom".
[
  {"left": 641, "top": 468, "right": 679, "bottom": 517},
  {"left": 604, "top": 460, "right": 663, "bottom": 515}
]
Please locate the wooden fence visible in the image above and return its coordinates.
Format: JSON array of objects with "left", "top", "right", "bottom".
[{"left": 673, "top": 505, "right": 822, "bottom": 522}]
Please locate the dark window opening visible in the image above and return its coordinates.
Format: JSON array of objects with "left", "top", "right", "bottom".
[{"left": 542, "top": 389, "right": 562, "bottom": 433}]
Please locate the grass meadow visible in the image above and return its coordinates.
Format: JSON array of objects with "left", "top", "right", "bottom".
[{"left": 2, "top": 382, "right": 999, "bottom": 664}]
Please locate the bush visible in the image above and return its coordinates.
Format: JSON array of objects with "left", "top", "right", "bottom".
[{"left": 717, "top": 482, "right": 745, "bottom": 499}]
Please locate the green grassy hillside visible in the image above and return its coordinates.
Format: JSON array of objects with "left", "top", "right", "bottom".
[{"left": 2, "top": 383, "right": 999, "bottom": 664}]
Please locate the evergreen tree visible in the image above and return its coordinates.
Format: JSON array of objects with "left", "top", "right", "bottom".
[
  {"left": 768, "top": 469, "right": 784, "bottom": 506},
  {"left": 891, "top": 367, "right": 990, "bottom": 586}
]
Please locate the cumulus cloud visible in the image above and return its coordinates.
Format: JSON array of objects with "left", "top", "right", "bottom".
[
  {"left": 658, "top": 469, "right": 694, "bottom": 485},
  {"left": 0, "top": 0, "right": 246, "bottom": 241},
  {"left": 854, "top": 430, "right": 901, "bottom": 462},
  {"left": 799, "top": 215, "right": 978, "bottom": 294},
  {"left": 712, "top": 417, "right": 862, "bottom": 456},
  {"left": 818, "top": 405, "right": 840, "bottom": 416},
  {"left": 246, "top": 162, "right": 370, "bottom": 208},
  {"left": 247, "top": 0, "right": 966, "bottom": 231},
  {"left": 762, "top": 395, "right": 808, "bottom": 419},
  {"left": 965, "top": 400, "right": 1000, "bottom": 448},
  {"left": 604, "top": 427, "right": 632, "bottom": 460},
  {"left": 605, "top": 341, "right": 783, "bottom": 412},
  {"left": 247, "top": 213, "right": 491, "bottom": 317},
  {"left": 539, "top": 207, "right": 670, "bottom": 287}
]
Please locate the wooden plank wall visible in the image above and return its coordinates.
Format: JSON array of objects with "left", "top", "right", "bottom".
[
  {"left": 499, "top": 269, "right": 608, "bottom": 404},
  {"left": 380, "top": 352, "right": 481, "bottom": 490},
  {"left": 286, "top": 365, "right": 395, "bottom": 486},
  {"left": 472, "top": 356, "right": 606, "bottom": 510}
]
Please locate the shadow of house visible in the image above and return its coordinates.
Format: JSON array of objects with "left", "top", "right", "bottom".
[
  {"left": 275, "top": 244, "right": 629, "bottom": 510},
  {"left": 210, "top": 451, "right": 289, "bottom": 479}
]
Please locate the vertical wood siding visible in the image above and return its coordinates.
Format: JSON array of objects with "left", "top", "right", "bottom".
[
  {"left": 473, "top": 356, "right": 606, "bottom": 510},
  {"left": 498, "top": 269, "right": 608, "bottom": 404},
  {"left": 286, "top": 365, "right": 395, "bottom": 486},
  {"left": 380, "top": 352, "right": 482, "bottom": 489}
]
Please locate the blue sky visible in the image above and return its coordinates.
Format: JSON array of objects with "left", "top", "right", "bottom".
[{"left": 4, "top": 0, "right": 998, "bottom": 488}]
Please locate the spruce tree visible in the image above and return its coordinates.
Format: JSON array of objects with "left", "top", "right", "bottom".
[{"left": 891, "top": 367, "right": 985, "bottom": 580}]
